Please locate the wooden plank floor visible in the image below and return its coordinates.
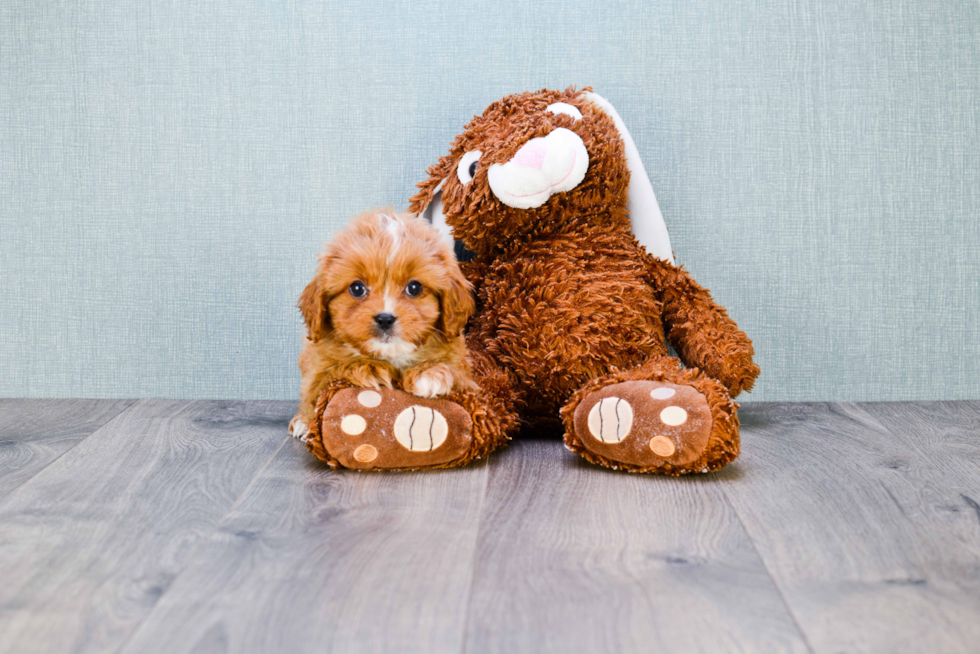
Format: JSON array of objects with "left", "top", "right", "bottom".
[{"left": 0, "top": 400, "right": 978, "bottom": 653}]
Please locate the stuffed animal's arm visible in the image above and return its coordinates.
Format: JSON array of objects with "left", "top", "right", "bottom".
[{"left": 648, "top": 258, "right": 760, "bottom": 397}]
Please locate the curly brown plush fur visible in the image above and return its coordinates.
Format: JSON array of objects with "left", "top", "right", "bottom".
[{"left": 408, "top": 86, "right": 759, "bottom": 474}]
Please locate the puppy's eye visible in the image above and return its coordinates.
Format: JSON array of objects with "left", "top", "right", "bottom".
[
  {"left": 348, "top": 281, "right": 367, "bottom": 298},
  {"left": 456, "top": 150, "right": 482, "bottom": 185},
  {"left": 405, "top": 281, "right": 423, "bottom": 297}
]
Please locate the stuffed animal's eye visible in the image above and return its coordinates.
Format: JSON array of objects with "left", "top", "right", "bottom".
[
  {"left": 405, "top": 280, "right": 423, "bottom": 297},
  {"left": 348, "top": 281, "right": 367, "bottom": 298},
  {"left": 456, "top": 150, "right": 482, "bottom": 184}
]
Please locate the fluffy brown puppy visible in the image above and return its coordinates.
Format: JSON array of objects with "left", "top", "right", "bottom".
[
  {"left": 407, "top": 87, "right": 760, "bottom": 474},
  {"left": 289, "top": 210, "right": 475, "bottom": 441}
]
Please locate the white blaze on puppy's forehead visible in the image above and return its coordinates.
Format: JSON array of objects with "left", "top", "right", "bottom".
[
  {"left": 378, "top": 213, "right": 404, "bottom": 264},
  {"left": 546, "top": 102, "right": 582, "bottom": 121}
]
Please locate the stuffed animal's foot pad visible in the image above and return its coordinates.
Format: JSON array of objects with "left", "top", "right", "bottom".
[
  {"left": 320, "top": 388, "right": 473, "bottom": 470},
  {"left": 574, "top": 381, "right": 713, "bottom": 468}
]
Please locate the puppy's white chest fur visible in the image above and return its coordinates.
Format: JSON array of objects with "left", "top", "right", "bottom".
[
  {"left": 367, "top": 338, "right": 419, "bottom": 369},
  {"left": 386, "top": 352, "right": 419, "bottom": 370}
]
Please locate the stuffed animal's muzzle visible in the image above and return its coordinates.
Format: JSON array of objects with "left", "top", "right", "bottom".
[{"left": 487, "top": 128, "right": 589, "bottom": 209}]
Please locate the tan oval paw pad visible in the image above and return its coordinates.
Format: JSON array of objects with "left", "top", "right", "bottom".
[
  {"left": 340, "top": 414, "right": 367, "bottom": 435},
  {"left": 649, "top": 435, "right": 676, "bottom": 457},
  {"left": 586, "top": 397, "right": 633, "bottom": 443},
  {"left": 357, "top": 390, "right": 382, "bottom": 407},
  {"left": 353, "top": 444, "right": 378, "bottom": 463},
  {"left": 659, "top": 406, "right": 688, "bottom": 426},
  {"left": 394, "top": 406, "right": 449, "bottom": 452}
]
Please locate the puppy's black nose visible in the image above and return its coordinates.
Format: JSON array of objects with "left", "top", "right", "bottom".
[{"left": 374, "top": 313, "right": 397, "bottom": 331}]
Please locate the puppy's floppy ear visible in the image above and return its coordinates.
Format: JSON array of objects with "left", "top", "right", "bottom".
[
  {"left": 438, "top": 259, "right": 475, "bottom": 339},
  {"left": 298, "top": 276, "right": 330, "bottom": 342}
]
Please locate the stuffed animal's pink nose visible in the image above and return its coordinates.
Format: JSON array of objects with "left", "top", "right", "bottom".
[{"left": 512, "top": 139, "right": 547, "bottom": 170}]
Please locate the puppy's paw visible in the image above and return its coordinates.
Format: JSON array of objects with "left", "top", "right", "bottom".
[
  {"left": 405, "top": 364, "right": 455, "bottom": 398},
  {"left": 289, "top": 414, "right": 311, "bottom": 441}
]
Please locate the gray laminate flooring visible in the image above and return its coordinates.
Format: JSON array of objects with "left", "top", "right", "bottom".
[{"left": 0, "top": 399, "right": 978, "bottom": 654}]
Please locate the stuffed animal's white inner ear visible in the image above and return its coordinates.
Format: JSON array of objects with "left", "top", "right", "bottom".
[
  {"left": 583, "top": 91, "right": 674, "bottom": 264},
  {"left": 418, "top": 179, "right": 455, "bottom": 252},
  {"left": 547, "top": 102, "right": 582, "bottom": 121}
]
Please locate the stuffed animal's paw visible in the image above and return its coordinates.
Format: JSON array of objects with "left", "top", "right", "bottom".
[
  {"left": 569, "top": 380, "right": 717, "bottom": 472},
  {"left": 317, "top": 388, "right": 474, "bottom": 470}
]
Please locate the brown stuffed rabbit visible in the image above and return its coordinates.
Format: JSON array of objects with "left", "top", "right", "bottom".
[{"left": 305, "top": 87, "right": 759, "bottom": 475}]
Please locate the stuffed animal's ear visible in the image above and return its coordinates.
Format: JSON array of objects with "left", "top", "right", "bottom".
[
  {"left": 438, "top": 261, "right": 475, "bottom": 340},
  {"left": 411, "top": 156, "right": 458, "bottom": 253},
  {"left": 413, "top": 177, "right": 478, "bottom": 262},
  {"left": 298, "top": 274, "right": 331, "bottom": 342},
  {"left": 583, "top": 92, "right": 674, "bottom": 264},
  {"left": 414, "top": 178, "right": 456, "bottom": 252}
]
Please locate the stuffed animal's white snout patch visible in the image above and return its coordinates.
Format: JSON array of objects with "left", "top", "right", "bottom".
[{"left": 487, "top": 128, "right": 589, "bottom": 209}]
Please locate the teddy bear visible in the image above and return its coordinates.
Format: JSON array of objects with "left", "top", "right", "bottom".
[{"left": 304, "top": 87, "right": 759, "bottom": 475}]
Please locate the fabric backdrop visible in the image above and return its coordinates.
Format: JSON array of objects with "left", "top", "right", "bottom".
[{"left": 2, "top": 0, "right": 978, "bottom": 401}]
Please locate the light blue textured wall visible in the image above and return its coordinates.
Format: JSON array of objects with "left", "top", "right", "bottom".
[{"left": 2, "top": 0, "right": 978, "bottom": 401}]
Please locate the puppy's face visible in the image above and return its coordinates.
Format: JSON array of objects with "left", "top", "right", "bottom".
[
  {"left": 327, "top": 250, "right": 441, "bottom": 364},
  {"left": 300, "top": 212, "right": 473, "bottom": 366}
]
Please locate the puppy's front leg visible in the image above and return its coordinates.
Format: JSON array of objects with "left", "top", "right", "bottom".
[
  {"left": 289, "top": 413, "right": 313, "bottom": 440},
  {"left": 291, "top": 356, "right": 396, "bottom": 440},
  {"left": 403, "top": 363, "right": 459, "bottom": 398}
]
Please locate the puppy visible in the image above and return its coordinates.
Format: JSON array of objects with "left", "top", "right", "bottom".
[{"left": 289, "top": 210, "right": 476, "bottom": 440}]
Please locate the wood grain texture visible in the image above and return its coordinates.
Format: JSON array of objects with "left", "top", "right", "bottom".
[
  {"left": 463, "top": 439, "right": 810, "bottom": 654},
  {"left": 722, "top": 402, "right": 980, "bottom": 654},
  {"left": 0, "top": 400, "right": 290, "bottom": 654},
  {"left": 0, "top": 399, "right": 135, "bottom": 499},
  {"left": 120, "top": 440, "right": 490, "bottom": 654},
  {"left": 3, "top": 400, "right": 980, "bottom": 654}
]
